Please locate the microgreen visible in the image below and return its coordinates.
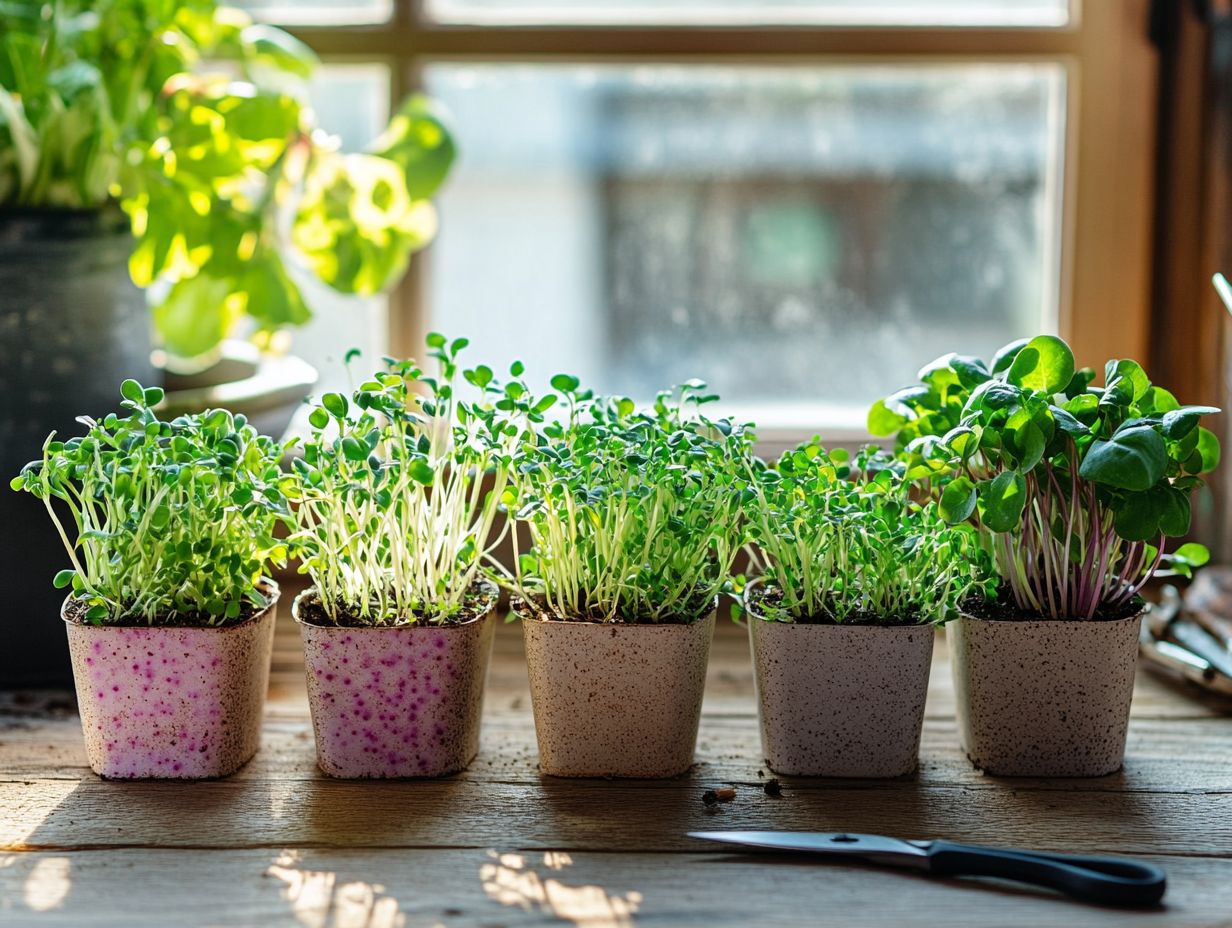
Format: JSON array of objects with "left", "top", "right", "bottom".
[
  {"left": 500, "top": 380, "right": 753, "bottom": 624},
  {"left": 872, "top": 336, "right": 1219, "bottom": 619},
  {"left": 10, "top": 382, "right": 292, "bottom": 625},
  {"left": 289, "top": 336, "right": 546, "bottom": 625},
  {"left": 744, "top": 444, "right": 992, "bottom": 625}
]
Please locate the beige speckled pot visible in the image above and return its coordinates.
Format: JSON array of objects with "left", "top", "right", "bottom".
[
  {"left": 950, "top": 608, "right": 1144, "bottom": 777},
  {"left": 520, "top": 604, "right": 715, "bottom": 778},
  {"left": 748, "top": 602, "right": 934, "bottom": 777},
  {"left": 293, "top": 585, "right": 496, "bottom": 779},
  {"left": 64, "top": 581, "right": 278, "bottom": 779}
]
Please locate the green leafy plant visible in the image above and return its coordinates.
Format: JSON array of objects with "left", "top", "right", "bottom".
[
  {"left": 499, "top": 379, "right": 754, "bottom": 624},
  {"left": 0, "top": 0, "right": 455, "bottom": 360},
  {"left": 743, "top": 444, "right": 992, "bottom": 625},
  {"left": 872, "top": 335, "right": 1219, "bottom": 619},
  {"left": 10, "top": 380, "right": 292, "bottom": 624},
  {"left": 289, "top": 337, "right": 549, "bottom": 625}
]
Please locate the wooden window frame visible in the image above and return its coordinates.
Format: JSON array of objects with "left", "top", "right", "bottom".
[{"left": 284, "top": 0, "right": 1159, "bottom": 399}]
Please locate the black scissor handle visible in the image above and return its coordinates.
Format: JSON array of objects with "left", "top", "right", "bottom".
[{"left": 926, "top": 841, "right": 1166, "bottom": 907}]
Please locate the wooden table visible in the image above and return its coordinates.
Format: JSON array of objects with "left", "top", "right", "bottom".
[{"left": 4, "top": 604, "right": 1232, "bottom": 928}]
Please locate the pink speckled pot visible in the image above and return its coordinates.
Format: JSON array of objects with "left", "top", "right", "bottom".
[
  {"left": 748, "top": 603, "right": 935, "bottom": 778},
  {"left": 950, "top": 609, "right": 1144, "bottom": 777},
  {"left": 293, "top": 584, "right": 496, "bottom": 778},
  {"left": 63, "top": 582, "right": 278, "bottom": 779},
  {"left": 520, "top": 603, "right": 716, "bottom": 778}
]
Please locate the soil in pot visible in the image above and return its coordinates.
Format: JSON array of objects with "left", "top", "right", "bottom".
[
  {"left": 746, "top": 588, "right": 935, "bottom": 778},
  {"left": 950, "top": 598, "right": 1144, "bottom": 778},
  {"left": 519, "top": 601, "right": 716, "bottom": 778},
  {"left": 64, "top": 580, "right": 279, "bottom": 779},
  {"left": 294, "top": 581, "right": 497, "bottom": 778}
]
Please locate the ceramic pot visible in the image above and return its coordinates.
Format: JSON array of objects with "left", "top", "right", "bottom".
[
  {"left": 520, "top": 604, "right": 715, "bottom": 778},
  {"left": 64, "top": 581, "right": 279, "bottom": 779},
  {"left": 294, "top": 584, "right": 497, "bottom": 778},
  {"left": 2, "top": 208, "right": 155, "bottom": 687},
  {"left": 748, "top": 600, "right": 935, "bottom": 777},
  {"left": 950, "top": 609, "right": 1144, "bottom": 777}
]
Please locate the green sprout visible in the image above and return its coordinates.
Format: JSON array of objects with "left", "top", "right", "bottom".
[
  {"left": 499, "top": 379, "right": 754, "bottom": 624},
  {"left": 288, "top": 336, "right": 550, "bottom": 625},
  {"left": 10, "top": 381, "right": 292, "bottom": 625},
  {"left": 743, "top": 445, "right": 992, "bottom": 624},
  {"left": 872, "top": 335, "right": 1219, "bottom": 619}
]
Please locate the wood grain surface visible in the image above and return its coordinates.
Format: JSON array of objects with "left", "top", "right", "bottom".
[{"left": 3, "top": 598, "right": 1232, "bottom": 927}]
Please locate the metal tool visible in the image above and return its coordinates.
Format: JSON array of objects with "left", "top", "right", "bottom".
[
  {"left": 1141, "top": 585, "right": 1232, "bottom": 694},
  {"left": 689, "top": 831, "right": 1166, "bottom": 907}
]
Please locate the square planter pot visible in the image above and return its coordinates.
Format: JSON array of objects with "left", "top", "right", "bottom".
[
  {"left": 949, "top": 609, "right": 1144, "bottom": 777},
  {"left": 64, "top": 581, "right": 279, "bottom": 779},
  {"left": 294, "top": 585, "right": 496, "bottom": 778},
  {"left": 520, "top": 605, "right": 715, "bottom": 778},
  {"left": 749, "top": 614, "right": 935, "bottom": 778}
]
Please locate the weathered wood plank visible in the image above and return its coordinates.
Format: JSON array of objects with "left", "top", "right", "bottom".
[
  {"left": 5, "top": 715, "right": 1232, "bottom": 796},
  {"left": 3, "top": 847, "right": 1231, "bottom": 928},
  {"left": 5, "top": 602, "right": 1232, "bottom": 926},
  {"left": 5, "top": 770, "right": 1232, "bottom": 855}
]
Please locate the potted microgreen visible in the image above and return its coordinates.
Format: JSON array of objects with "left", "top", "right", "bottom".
[
  {"left": 873, "top": 335, "right": 1219, "bottom": 776},
  {"left": 1, "top": 0, "right": 455, "bottom": 685},
  {"left": 10, "top": 381, "right": 291, "bottom": 778},
  {"left": 500, "top": 379, "right": 752, "bottom": 778},
  {"left": 742, "top": 445, "right": 990, "bottom": 778},
  {"left": 288, "top": 336, "right": 547, "bottom": 778}
]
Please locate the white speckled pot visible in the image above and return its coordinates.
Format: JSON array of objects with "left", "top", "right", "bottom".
[
  {"left": 520, "top": 604, "right": 715, "bottom": 778},
  {"left": 950, "top": 609, "right": 1144, "bottom": 777},
  {"left": 64, "top": 581, "right": 278, "bottom": 779},
  {"left": 748, "top": 600, "right": 935, "bottom": 777},
  {"left": 293, "top": 584, "right": 496, "bottom": 779}
]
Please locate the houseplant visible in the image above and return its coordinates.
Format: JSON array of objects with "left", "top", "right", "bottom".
[
  {"left": 0, "top": 0, "right": 454, "bottom": 683},
  {"left": 500, "top": 379, "right": 753, "bottom": 778},
  {"left": 742, "top": 444, "right": 990, "bottom": 777},
  {"left": 872, "top": 335, "right": 1219, "bottom": 775},
  {"left": 288, "top": 337, "right": 546, "bottom": 778},
  {"left": 10, "top": 380, "right": 292, "bottom": 778}
]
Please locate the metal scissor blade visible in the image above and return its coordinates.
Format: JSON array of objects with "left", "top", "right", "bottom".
[{"left": 688, "top": 831, "right": 931, "bottom": 869}]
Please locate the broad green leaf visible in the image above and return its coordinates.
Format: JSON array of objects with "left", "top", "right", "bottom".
[
  {"left": 369, "top": 94, "right": 456, "bottom": 200},
  {"left": 991, "top": 337, "right": 1029, "bottom": 375},
  {"left": 241, "top": 24, "right": 318, "bottom": 79},
  {"left": 1105, "top": 359, "right": 1151, "bottom": 402},
  {"left": 292, "top": 152, "right": 434, "bottom": 295},
  {"left": 1161, "top": 405, "right": 1220, "bottom": 440},
  {"left": 152, "top": 273, "right": 241, "bottom": 361},
  {"left": 1197, "top": 426, "right": 1221, "bottom": 472},
  {"left": 867, "top": 399, "right": 907, "bottom": 437},
  {"left": 1079, "top": 425, "right": 1168, "bottom": 491},
  {"left": 1007, "top": 335, "right": 1075, "bottom": 395},
  {"left": 978, "top": 471, "right": 1027, "bottom": 533},
  {"left": 1173, "top": 542, "right": 1211, "bottom": 568},
  {"left": 939, "top": 476, "right": 977, "bottom": 524}
]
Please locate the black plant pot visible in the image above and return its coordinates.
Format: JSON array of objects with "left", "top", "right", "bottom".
[{"left": 0, "top": 208, "right": 155, "bottom": 687}]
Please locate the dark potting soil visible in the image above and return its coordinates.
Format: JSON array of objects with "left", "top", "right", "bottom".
[
  {"left": 63, "top": 591, "right": 269, "bottom": 629},
  {"left": 296, "top": 582, "right": 496, "bottom": 628},
  {"left": 961, "top": 588, "right": 1144, "bottom": 623},
  {"left": 513, "top": 591, "right": 713, "bottom": 626},
  {"left": 746, "top": 584, "right": 924, "bottom": 627}
]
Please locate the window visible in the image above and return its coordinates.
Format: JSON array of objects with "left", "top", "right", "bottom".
[{"left": 265, "top": 1, "right": 1157, "bottom": 438}]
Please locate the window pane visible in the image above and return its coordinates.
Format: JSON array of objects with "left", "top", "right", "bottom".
[
  {"left": 426, "top": 0, "right": 1068, "bottom": 27},
  {"left": 232, "top": 0, "right": 391, "bottom": 26},
  {"left": 425, "top": 64, "right": 1065, "bottom": 428},
  {"left": 290, "top": 64, "right": 391, "bottom": 396}
]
